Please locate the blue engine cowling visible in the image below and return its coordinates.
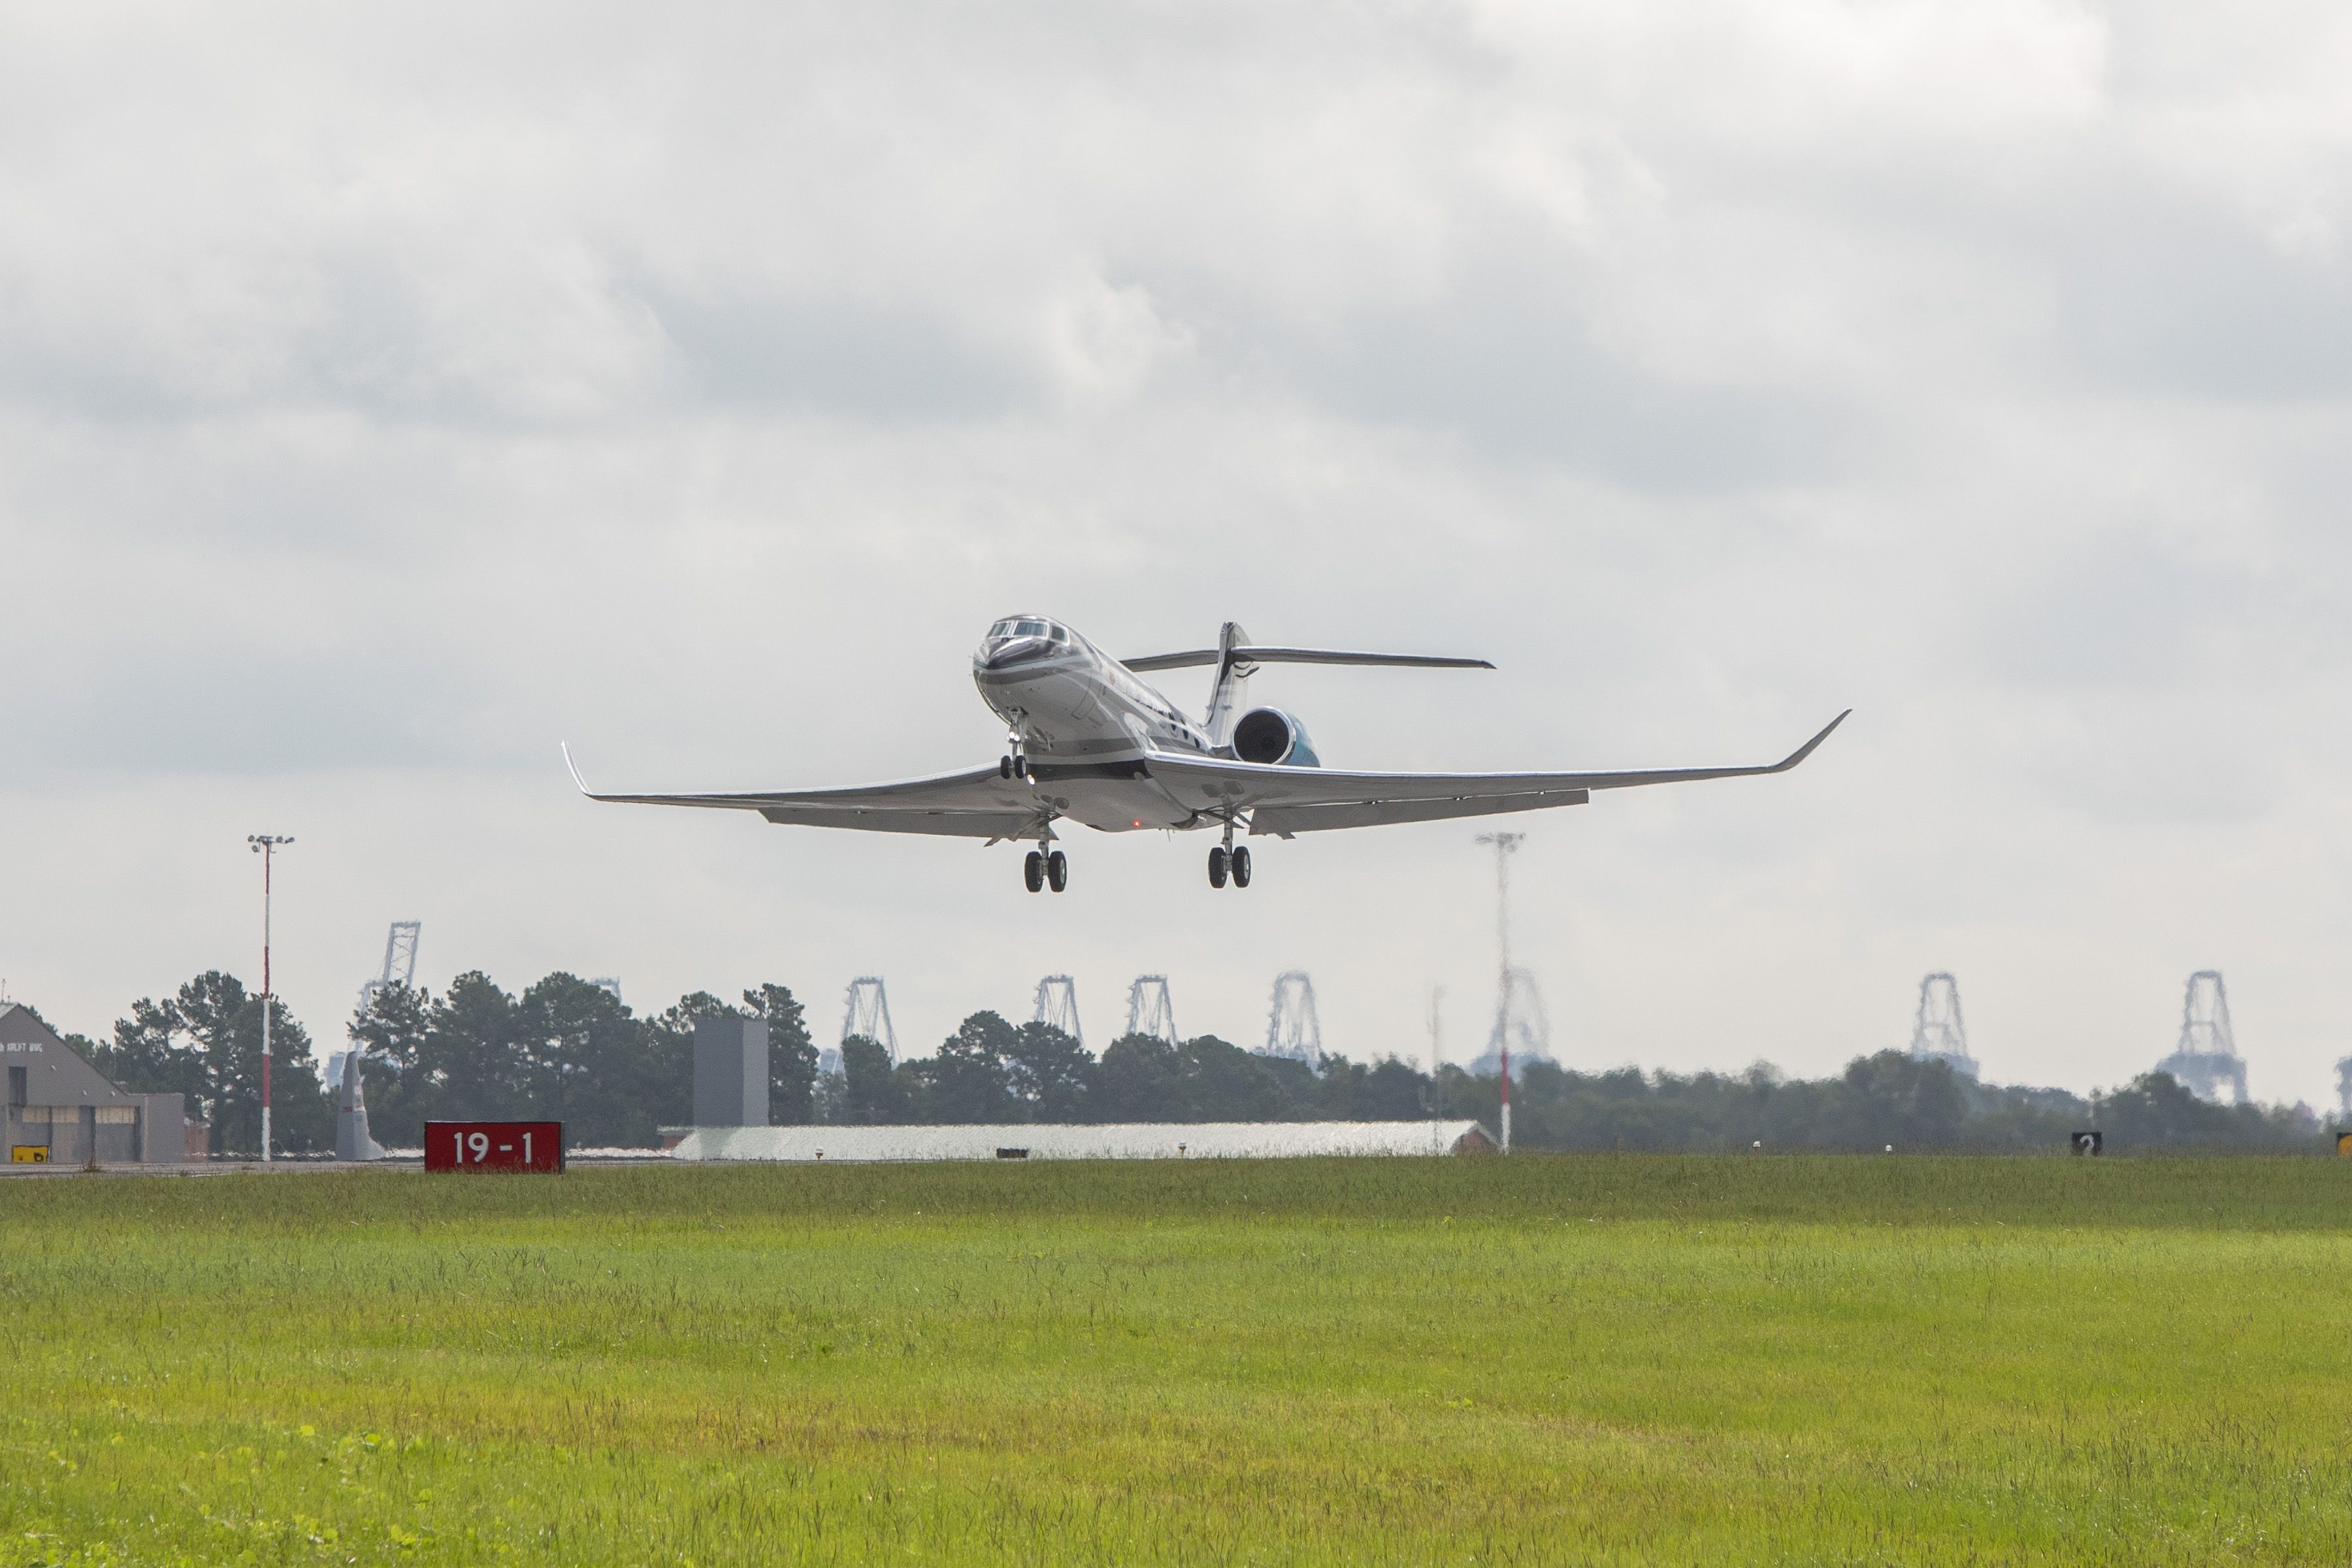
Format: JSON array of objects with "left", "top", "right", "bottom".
[{"left": 1232, "top": 708, "right": 1321, "bottom": 767}]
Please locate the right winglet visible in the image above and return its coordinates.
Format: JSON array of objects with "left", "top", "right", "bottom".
[{"left": 1767, "top": 710, "right": 1851, "bottom": 774}]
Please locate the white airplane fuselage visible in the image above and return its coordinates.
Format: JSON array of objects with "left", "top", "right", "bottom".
[{"left": 971, "top": 615, "right": 1223, "bottom": 834}]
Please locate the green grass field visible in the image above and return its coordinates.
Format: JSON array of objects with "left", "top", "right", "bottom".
[{"left": 3, "top": 1156, "right": 2348, "bottom": 1565}]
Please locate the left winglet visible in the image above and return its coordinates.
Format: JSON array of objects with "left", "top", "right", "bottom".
[{"left": 561, "top": 742, "right": 598, "bottom": 798}]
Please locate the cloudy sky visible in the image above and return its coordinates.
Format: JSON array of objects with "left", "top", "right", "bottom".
[{"left": 4, "top": 0, "right": 2349, "bottom": 1103}]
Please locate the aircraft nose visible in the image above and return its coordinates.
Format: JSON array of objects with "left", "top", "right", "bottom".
[{"left": 977, "top": 636, "right": 1051, "bottom": 670}]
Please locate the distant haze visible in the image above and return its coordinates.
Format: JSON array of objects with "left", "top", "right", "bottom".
[{"left": 3, "top": 2, "right": 2349, "bottom": 1103}]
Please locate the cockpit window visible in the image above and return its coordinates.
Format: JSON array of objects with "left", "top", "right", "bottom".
[
  {"left": 1015, "top": 619, "right": 1046, "bottom": 636},
  {"left": 988, "top": 620, "right": 1013, "bottom": 637}
]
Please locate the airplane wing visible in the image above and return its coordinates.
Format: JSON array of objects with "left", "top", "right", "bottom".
[
  {"left": 562, "top": 745, "right": 1049, "bottom": 840},
  {"left": 1145, "top": 711, "right": 1850, "bottom": 836}
]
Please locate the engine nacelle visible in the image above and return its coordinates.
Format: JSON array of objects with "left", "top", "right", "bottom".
[{"left": 1231, "top": 708, "right": 1321, "bottom": 768}]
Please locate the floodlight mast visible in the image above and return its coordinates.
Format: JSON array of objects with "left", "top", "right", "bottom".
[{"left": 247, "top": 835, "right": 293, "bottom": 1163}]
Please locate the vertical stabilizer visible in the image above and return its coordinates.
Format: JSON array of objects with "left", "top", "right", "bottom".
[
  {"left": 335, "top": 1053, "right": 386, "bottom": 1161},
  {"left": 1205, "top": 622, "right": 1254, "bottom": 747}
]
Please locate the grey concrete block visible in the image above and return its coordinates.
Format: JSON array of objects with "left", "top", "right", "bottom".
[{"left": 694, "top": 1017, "right": 769, "bottom": 1128}]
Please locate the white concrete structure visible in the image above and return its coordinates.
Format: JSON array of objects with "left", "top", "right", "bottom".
[{"left": 671, "top": 1120, "right": 1495, "bottom": 1162}]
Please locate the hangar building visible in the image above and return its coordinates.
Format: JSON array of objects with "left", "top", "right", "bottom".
[{"left": 1, "top": 1003, "right": 190, "bottom": 1166}]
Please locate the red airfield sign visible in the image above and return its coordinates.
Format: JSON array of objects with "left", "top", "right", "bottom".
[{"left": 425, "top": 1121, "right": 564, "bottom": 1173}]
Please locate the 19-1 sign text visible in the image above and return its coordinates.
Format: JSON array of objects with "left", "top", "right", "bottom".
[{"left": 424, "top": 1120, "right": 564, "bottom": 1173}]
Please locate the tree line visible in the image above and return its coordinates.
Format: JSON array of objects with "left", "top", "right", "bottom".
[
  {"left": 65, "top": 968, "right": 2331, "bottom": 1154},
  {"left": 1469, "top": 1052, "right": 2322, "bottom": 1153}
]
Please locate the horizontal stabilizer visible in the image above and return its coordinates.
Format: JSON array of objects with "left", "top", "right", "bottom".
[
  {"left": 1122, "top": 646, "right": 1492, "bottom": 673},
  {"left": 1119, "top": 650, "right": 1219, "bottom": 671}
]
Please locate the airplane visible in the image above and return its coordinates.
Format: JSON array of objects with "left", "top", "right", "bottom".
[{"left": 564, "top": 615, "right": 1848, "bottom": 894}]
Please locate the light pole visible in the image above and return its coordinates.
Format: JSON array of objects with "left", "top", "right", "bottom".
[{"left": 248, "top": 835, "right": 293, "bottom": 1162}]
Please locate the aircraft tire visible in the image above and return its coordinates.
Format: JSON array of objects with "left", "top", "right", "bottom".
[
  {"left": 1047, "top": 851, "right": 1068, "bottom": 892},
  {"left": 1231, "top": 845, "right": 1252, "bottom": 888},
  {"left": 1000, "top": 756, "right": 1013, "bottom": 779},
  {"left": 1023, "top": 851, "right": 1045, "bottom": 892},
  {"left": 1207, "top": 847, "right": 1228, "bottom": 888}
]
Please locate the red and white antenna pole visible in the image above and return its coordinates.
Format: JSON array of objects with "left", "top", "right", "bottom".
[
  {"left": 1477, "top": 830, "right": 1525, "bottom": 1154},
  {"left": 1500, "top": 1043, "right": 1511, "bottom": 1154},
  {"left": 248, "top": 835, "right": 293, "bottom": 1163}
]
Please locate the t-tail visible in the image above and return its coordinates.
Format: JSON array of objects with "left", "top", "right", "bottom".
[
  {"left": 1205, "top": 621, "right": 1253, "bottom": 748},
  {"left": 1119, "top": 625, "right": 1497, "bottom": 751}
]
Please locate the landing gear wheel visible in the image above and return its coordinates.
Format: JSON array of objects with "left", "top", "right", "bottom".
[
  {"left": 1046, "top": 851, "right": 1068, "bottom": 892},
  {"left": 1000, "top": 755, "right": 1013, "bottom": 779},
  {"left": 1013, "top": 755, "right": 1030, "bottom": 779},
  {"left": 1023, "top": 851, "right": 1045, "bottom": 892},
  {"left": 1207, "top": 846, "right": 1229, "bottom": 888},
  {"left": 1231, "top": 845, "right": 1252, "bottom": 888}
]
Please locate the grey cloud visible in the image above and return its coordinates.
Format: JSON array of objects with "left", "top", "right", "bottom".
[
  {"left": 7, "top": 646, "right": 491, "bottom": 781},
  {"left": 1247, "top": 295, "right": 1855, "bottom": 487},
  {"left": 1982, "top": 542, "right": 2246, "bottom": 690},
  {"left": 634, "top": 283, "right": 1035, "bottom": 421},
  {"left": 2051, "top": 185, "right": 2352, "bottom": 402}
]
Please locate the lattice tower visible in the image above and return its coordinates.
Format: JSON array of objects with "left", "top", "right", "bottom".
[
  {"left": 1482, "top": 968, "right": 1550, "bottom": 1075},
  {"left": 1033, "top": 975, "right": 1083, "bottom": 1046},
  {"left": 355, "top": 920, "right": 421, "bottom": 1015},
  {"left": 1125, "top": 975, "right": 1178, "bottom": 1045},
  {"left": 1476, "top": 832, "right": 1551, "bottom": 1073},
  {"left": 2153, "top": 970, "right": 2247, "bottom": 1105},
  {"left": 841, "top": 976, "right": 900, "bottom": 1066},
  {"left": 1264, "top": 972, "right": 1322, "bottom": 1068},
  {"left": 1906, "top": 972, "right": 1980, "bottom": 1080}
]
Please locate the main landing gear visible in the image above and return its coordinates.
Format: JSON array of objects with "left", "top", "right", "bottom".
[
  {"left": 1207, "top": 836, "right": 1252, "bottom": 890},
  {"left": 1024, "top": 849, "right": 1067, "bottom": 893}
]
